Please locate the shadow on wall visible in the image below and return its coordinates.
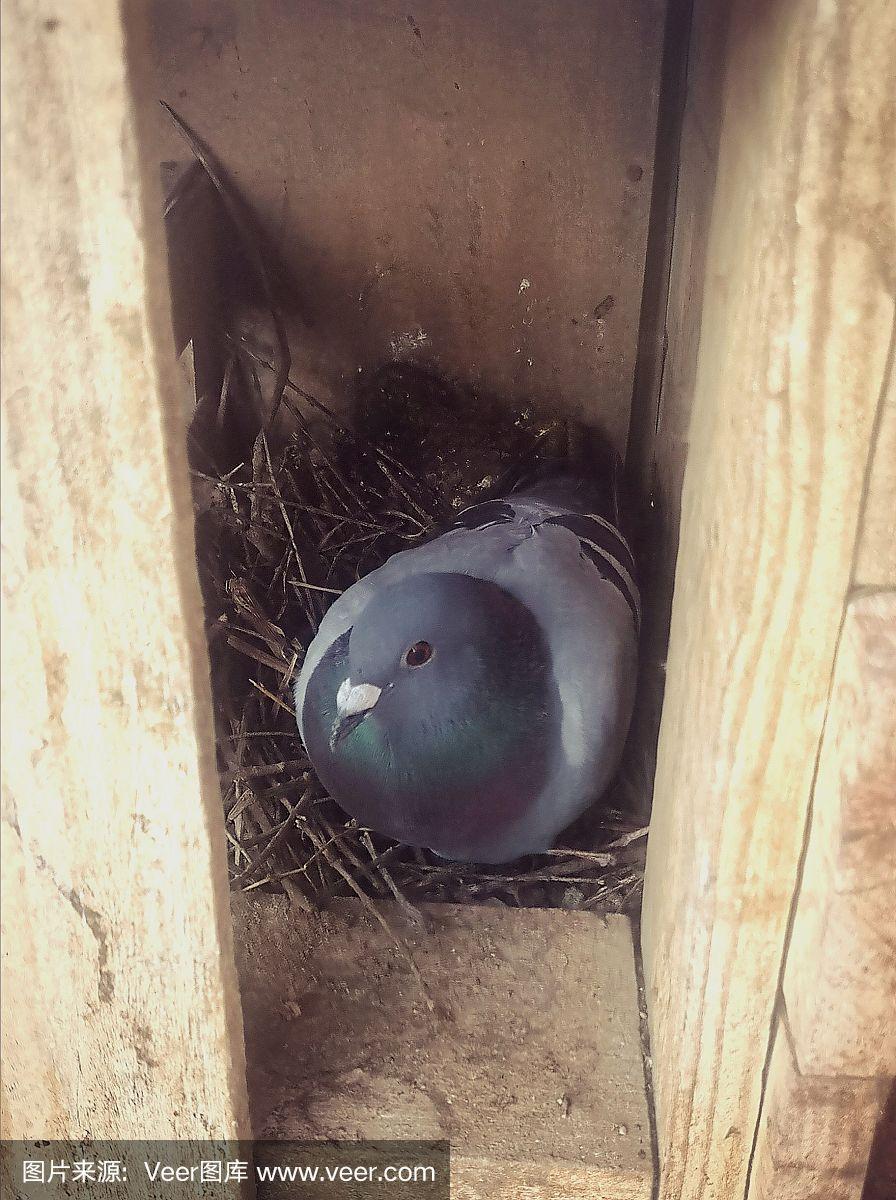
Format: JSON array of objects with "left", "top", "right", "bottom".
[
  {"left": 862, "top": 1077, "right": 896, "bottom": 1200},
  {"left": 149, "top": 0, "right": 667, "bottom": 447}
]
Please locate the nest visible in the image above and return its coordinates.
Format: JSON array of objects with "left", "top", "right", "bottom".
[{"left": 173, "top": 107, "right": 647, "bottom": 921}]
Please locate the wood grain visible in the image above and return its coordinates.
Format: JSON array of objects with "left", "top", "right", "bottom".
[
  {"left": 747, "top": 592, "right": 896, "bottom": 1198},
  {"left": 640, "top": 1, "right": 896, "bottom": 1196},
  {"left": 854, "top": 371, "right": 896, "bottom": 589},
  {"left": 783, "top": 592, "right": 896, "bottom": 1078},
  {"left": 0, "top": 0, "right": 249, "bottom": 1143},
  {"left": 749, "top": 1020, "right": 890, "bottom": 1200}
]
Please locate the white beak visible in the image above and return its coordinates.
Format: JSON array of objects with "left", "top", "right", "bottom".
[
  {"left": 330, "top": 679, "right": 383, "bottom": 752},
  {"left": 336, "top": 679, "right": 382, "bottom": 718}
]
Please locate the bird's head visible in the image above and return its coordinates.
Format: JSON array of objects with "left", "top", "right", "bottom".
[
  {"left": 300, "top": 571, "right": 559, "bottom": 860},
  {"left": 327, "top": 572, "right": 501, "bottom": 750}
]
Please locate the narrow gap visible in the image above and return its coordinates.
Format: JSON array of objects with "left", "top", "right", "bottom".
[
  {"left": 621, "top": 1, "right": 697, "bottom": 1191},
  {"left": 845, "top": 310, "right": 896, "bottom": 594},
  {"left": 631, "top": 912, "right": 662, "bottom": 1200},
  {"left": 619, "top": 0, "right": 702, "bottom": 863},
  {"left": 625, "top": 0, "right": 695, "bottom": 497}
]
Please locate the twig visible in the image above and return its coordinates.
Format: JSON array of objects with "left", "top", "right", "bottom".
[
  {"left": 226, "top": 634, "right": 289, "bottom": 673},
  {"left": 216, "top": 355, "right": 236, "bottom": 434},
  {"left": 302, "top": 824, "right": 441, "bottom": 1015},
  {"left": 288, "top": 579, "right": 343, "bottom": 595},
  {"left": 259, "top": 431, "right": 318, "bottom": 628},
  {"left": 304, "top": 817, "right": 388, "bottom": 898},
  {"left": 281, "top": 876, "right": 314, "bottom": 913},
  {"left": 161, "top": 102, "right": 291, "bottom": 425},
  {"left": 604, "top": 825, "right": 649, "bottom": 849},
  {"left": 360, "top": 831, "right": 425, "bottom": 926},
  {"left": 250, "top": 679, "right": 295, "bottom": 717},
  {"left": 234, "top": 338, "right": 438, "bottom": 516},
  {"left": 223, "top": 759, "right": 308, "bottom": 781},
  {"left": 231, "top": 788, "right": 313, "bottom": 884}
]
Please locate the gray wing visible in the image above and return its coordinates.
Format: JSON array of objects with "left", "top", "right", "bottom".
[{"left": 489, "top": 512, "right": 638, "bottom": 853}]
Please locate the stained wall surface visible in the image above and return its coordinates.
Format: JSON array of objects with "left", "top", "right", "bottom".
[{"left": 149, "top": 0, "right": 667, "bottom": 447}]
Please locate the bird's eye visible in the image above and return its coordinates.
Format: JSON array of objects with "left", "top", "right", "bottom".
[{"left": 404, "top": 640, "right": 433, "bottom": 668}]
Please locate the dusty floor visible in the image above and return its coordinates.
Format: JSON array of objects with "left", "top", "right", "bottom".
[
  {"left": 149, "top": 0, "right": 666, "bottom": 448},
  {"left": 233, "top": 894, "right": 652, "bottom": 1195}
]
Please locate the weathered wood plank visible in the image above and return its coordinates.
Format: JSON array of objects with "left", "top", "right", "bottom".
[
  {"left": 854, "top": 372, "right": 896, "bottom": 589},
  {"left": 783, "top": 592, "right": 896, "bottom": 1078},
  {"left": 747, "top": 592, "right": 896, "bottom": 1198},
  {"left": 0, "top": 0, "right": 249, "bottom": 1141},
  {"left": 232, "top": 896, "right": 654, "bottom": 1200},
  {"left": 749, "top": 1019, "right": 889, "bottom": 1200},
  {"left": 640, "top": 1, "right": 896, "bottom": 1196}
]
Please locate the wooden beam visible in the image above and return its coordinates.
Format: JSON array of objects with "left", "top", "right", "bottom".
[
  {"left": 0, "top": 0, "right": 249, "bottom": 1140},
  {"left": 640, "top": 0, "right": 896, "bottom": 1196}
]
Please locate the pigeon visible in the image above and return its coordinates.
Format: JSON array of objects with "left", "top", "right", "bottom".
[{"left": 295, "top": 463, "right": 639, "bottom": 864}]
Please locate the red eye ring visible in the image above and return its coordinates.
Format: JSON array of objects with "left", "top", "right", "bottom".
[{"left": 404, "top": 640, "right": 433, "bottom": 668}]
